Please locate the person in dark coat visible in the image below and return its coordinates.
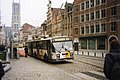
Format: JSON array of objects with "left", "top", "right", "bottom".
[
  {"left": 104, "top": 39, "right": 120, "bottom": 80},
  {"left": 0, "top": 60, "right": 5, "bottom": 80},
  {"left": 24, "top": 46, "right": 28, "bottom": 57},
  {"left": 13, "top": 47, "right": 17, "bottom": 59}
]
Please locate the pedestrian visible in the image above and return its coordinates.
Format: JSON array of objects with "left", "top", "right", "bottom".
[
  {"left": 13, "top": 47, "right": 17, "bottom": 59},
  {"left": 24, "top": 46, "right": 28, "bottom": 57},
  {"left": 104, "top": 39, "right": 120, "bottom": 80},
  {"left": 0, "top": 60, "right": 5, "bottom": 80}
]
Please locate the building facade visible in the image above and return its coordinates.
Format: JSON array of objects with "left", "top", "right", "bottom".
[
  {"left": 46, "top": 0, "right": 52, "bottom": 37},
  {"left": 72, "top": 0, "right": 120, "bottom": 56},
  {"left": 64, "top": 2, "right": 73, "bottom": 37},
  {"left": 11, "top": 0, "right": 21, "bottom": 42},
  {"left": 52, "top": 8, "right": 59, "bottom": 36},
  {"left": 22, "top": 23, "right": 34, "bottom": 42},
  {"left": 0, "top": 25, "right": 6, "bottom": 45}
]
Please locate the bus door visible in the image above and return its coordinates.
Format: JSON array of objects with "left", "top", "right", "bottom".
[
  {"left": 29, "top": 42, "right": 33, "bottom": 57},
  {"left": 28, "top": 42, "right": 32, "bottom": 56},
  {"left": 36, "top": 41, "right": 40, "bottom": 58},
  {"left": 47, "top": 40, "right": 51, "bottom": 60},
  {"left": 33, "top": 41, "right": 37, "bottom": 57}
]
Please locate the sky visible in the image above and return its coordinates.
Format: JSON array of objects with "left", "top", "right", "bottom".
[{"left": 1, "top": 0, "right": 74, "bottom": 27}]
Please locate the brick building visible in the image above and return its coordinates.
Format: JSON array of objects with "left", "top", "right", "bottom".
[
  {"left": 72, "top": 0, "right": 120, "bottom": 56},
  {"left": 64, "top": 2, "right": 73, "bottom": 36},
  {"left": 22, "top": 23, "right": 34, "bottom": 42}
]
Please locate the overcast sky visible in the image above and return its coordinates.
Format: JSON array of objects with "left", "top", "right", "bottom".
[{"left": 1, "top": 0, "right": 74, "bottom": 27}]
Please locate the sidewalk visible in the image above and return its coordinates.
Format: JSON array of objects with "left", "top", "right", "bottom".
[{"left": 0, "top": 49, "right": 11, "bottom": 73}]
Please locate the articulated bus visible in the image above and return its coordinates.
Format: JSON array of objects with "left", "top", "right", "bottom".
[{"left": 26, "top": 36, "right": 74, "bottom": 62}]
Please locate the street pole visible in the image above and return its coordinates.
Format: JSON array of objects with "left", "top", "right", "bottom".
[
  {"left": 6, "top": 48, "right": 10, "bottom": 62},
  {"left": 11, "top": 40, "right": 13, "bottom": 58}
]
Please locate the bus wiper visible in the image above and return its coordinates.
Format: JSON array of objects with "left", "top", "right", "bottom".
[
  {"left": 62, "top": 45, "right": 70, "bottom": 52},
  {"left": 64, "top": 47, "right": 70, "bottom": 52},
  {"left": 59, "top": 42, "right": 65, "bottom": 52}
]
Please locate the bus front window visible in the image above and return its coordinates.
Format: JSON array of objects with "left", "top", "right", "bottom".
[{"left": 53, "top": 41, "right": 73, "bottom": 52}]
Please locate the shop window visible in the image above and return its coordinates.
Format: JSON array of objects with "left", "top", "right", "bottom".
[
  {"left": 97, "top": 39, "right": 105, "bottom": 50},
  {"left": 88, "top": 39, "right": 96, "bottom": 50},
  {"left": 81, "top": 40, "right": 87, "bottom": 49}
]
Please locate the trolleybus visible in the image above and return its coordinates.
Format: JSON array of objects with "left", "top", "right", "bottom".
[{"left": 26, "top": 36, "right": 74, "bottom": 62}]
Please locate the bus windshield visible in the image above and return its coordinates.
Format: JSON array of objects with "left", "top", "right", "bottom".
[{"left": 53, "top": 41, "right": 73, "bottom": 52}]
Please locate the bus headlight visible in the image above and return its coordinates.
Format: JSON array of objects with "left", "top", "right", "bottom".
[{"left": 56, "top": 54, "right": 60, "bottom": 58}]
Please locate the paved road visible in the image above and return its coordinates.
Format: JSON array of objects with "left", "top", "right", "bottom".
[
  {"left": 2, "top": 54, "right": 107, "bottom": 80},
  {"left": 49, "top": 54, "right": 106, "bottom": 80}
]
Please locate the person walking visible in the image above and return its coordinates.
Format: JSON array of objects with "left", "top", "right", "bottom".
[
  {"left": 0, "top": 60, "right": 5, "bottom": 80},
  {"left": 13, "top": 47, "right": 17, "bottom": 59},
  {"left": 24, "top": 46, "right": 28, "bottom": 57},
  {"left": 104, "top": 39, "right": 120, "bottom": 80}
]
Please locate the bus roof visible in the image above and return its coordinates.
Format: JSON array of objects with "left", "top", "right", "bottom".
[{"left": 26, "top": 36, "right": 72, "bottom": 42}]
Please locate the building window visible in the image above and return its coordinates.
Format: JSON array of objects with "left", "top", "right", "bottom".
[
  {"left": 96, "top": 23, "right": 100, "bottom": 33},
  {"left": 81, "top": 3, "right": 84, "bottom": 10},
  {"left": 88, "top": 39, "right": 96, "bottom": 50},
  {"left": 68, "top": 6, "right": 72, "bottom": 12},
  {"left": 75, "top": 5, "right": 78, "bottom": 11},
  {"left": 81, "top": 27, "right": 84, "bottom": 34},
  {"left": 96, "top": 0, "right": 100, "bottom": 5},
  {"left": 74, "top": 17, "right": 78, "bottom": 24},
  {"left": 96, "top": 11, "right": 100, "bottom": 19},
  {"left": 86, "top": 14, "right": 89, "bottom": 21},
  {"left": 97, "top": 38, "right": 105, "bottom": 50},
  {"left": 81, "top": 40, "right": 87, "bottom": 49},
  {"left": 90, "top": 25, "right": 94, "bottom": 33},
  {"left": 86, "top": 1, "right": 89, "bottom": 9},
  {"left": 101, "top": 23, "right": 106, "bottom": 32},
  {"left": 90, "top": 0, "right": 94, "bottom": 7},
  {"left": 90, "top": 12, "right": 94, "bottom": 20},
  {"left": 111, "top": 7, "right": 116, "bottom": 16},
  {"left": 86, "top": 25, "right": 89, "bottom": 34},
  {"left": 101, "top": 0, "right": 106, "bottom": 4},
  {"left": 101, "top": 9, "right": 106, "bottom": 18},
  {"left": 74, "top": 28, "right": 78, "bottom": 35},
  {"left": 81, "top": 15, "right": 84, "bottom": 22},
  {"left": 110, "top": 21, "right": 116, "bottom": 32}
]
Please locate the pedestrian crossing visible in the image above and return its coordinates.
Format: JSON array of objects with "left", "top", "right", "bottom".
[{"left": 74, "top": 71, "right": 107, "bottom": 80}]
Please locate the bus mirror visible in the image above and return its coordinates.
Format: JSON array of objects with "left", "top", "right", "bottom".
[{"left": 52, "top": 49, "right": 55, "bottom": 52}]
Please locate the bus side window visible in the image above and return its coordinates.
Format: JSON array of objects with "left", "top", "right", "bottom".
[
  {"left": 39, "top": 42, "right": 42, "bottom": 49},
  {"left": 39, "top": 44, "right": 41, "bottom": 48}
]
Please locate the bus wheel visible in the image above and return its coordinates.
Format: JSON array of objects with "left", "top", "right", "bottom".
[{"left": 44, "top": 54, "right": 48, "bottom": 62}]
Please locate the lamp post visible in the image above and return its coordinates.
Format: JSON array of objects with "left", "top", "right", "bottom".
[{"left": 10, "top": 35, "right": 13, "bottom": 59}]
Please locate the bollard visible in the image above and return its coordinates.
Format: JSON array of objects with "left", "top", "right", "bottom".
[
  {"left": 102, "top": 53, "right": 104, "bottom": 57},
  {"left": 6, "top": 52, "right": 9, "bottom": 62},
  {"left": 94, "top": 52, "right": 96, "bottom": 57},
  {"left": 88, "top": 52, "right": 89, "bottom": 56},
  {"left": 82, "top": 52, "right": 84, "bottom": 55}
]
